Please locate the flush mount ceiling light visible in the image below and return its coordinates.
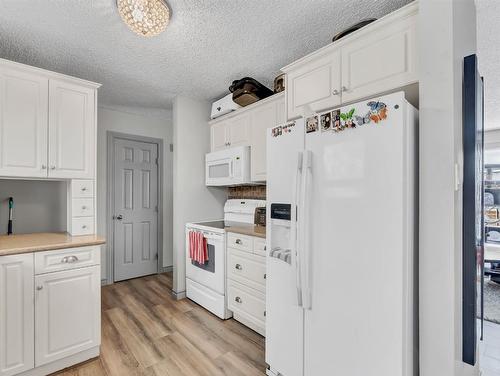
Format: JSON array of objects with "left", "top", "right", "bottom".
[{"left": 117, "top": 0, "right": 170, "bottom": 37}]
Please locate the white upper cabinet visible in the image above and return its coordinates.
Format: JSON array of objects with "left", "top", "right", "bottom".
[
  {"left": 282, "top": 3, "right": 418, "bottom": 120},
  {"left": 340, "top": 14, "right": 417, "bottom": 103},
  {"left": 250, "top": 96, "right": 284, "bottom": 182},
  {"left": 211, "top": 121, "right": 229, "bottom": 152},
  {"left": 0, "top": 254, "right": 34, "bottom": 376},
  {"left": 0, "top": 67, "right": 48, "bottom": 178},
  {"left": 210, "top": 113, "right": 251, "bottom": 151},
  {"left": 286, "top": 50, "right": 341, "bottom": 120},
  {"left": 48, "top": 79, "right": 95, "bottom": 179},
  {"left": 0, "top": 59, "right": 99, "bottom": 180},
  {"left": 227, "top": 114, "right": 251, "bottom": 148}
]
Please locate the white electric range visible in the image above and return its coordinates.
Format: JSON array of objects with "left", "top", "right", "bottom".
[{"left": 185, "top": 199, "right": 265, "bottom": 319}]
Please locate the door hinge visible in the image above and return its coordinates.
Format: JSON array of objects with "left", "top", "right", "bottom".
[
  {"left": 155, "top": 253, "right": 158, "bottom": 260},
  {"left": 170, "top": 143, "right": 174, "bottom": 152},
  {"left": 155, "top": 158, "right": 159, "bottom": 165},
  {"left": 155, "top": 205, "right": 158, "bottom": 212}
]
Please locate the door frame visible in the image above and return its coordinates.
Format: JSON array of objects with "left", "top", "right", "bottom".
[{"left": 106, "top": 131, "right": 164, "bottom": 284}]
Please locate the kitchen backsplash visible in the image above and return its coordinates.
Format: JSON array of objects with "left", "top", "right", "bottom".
[{"left": 228, "top": 185, "right": 266, "bottom": 200}]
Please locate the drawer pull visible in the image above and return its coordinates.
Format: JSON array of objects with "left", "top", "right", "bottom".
[
  {"left": 81, "top": 187, "right": 87, "bottom": 192},
  {"left": 82, "top": 205, "right": 87, "bottom": 210},
  {"left": 82, "top": 225, "right": 87, "bottom": 229},
  {"left": 235, "top": 264, "right": 242, "bottom": 270},
  {"left": 61, "top": 255, "right": 79, "bottom": 264},
  {"left": 264, "top": 273, "right": 266, "bottom": 280},
  {"left": 235, "top": 296, "right": 242, "bottom": 303},
  {"left": 235, "top": 239, "right": 242, "bottom": 245},
  {"left": 36, "top": 285, "right": 43, "bottom": 291}
]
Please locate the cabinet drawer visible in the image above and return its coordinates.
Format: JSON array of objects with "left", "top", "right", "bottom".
[
  {"left": 227, "top": 248, "right": 266, "bottom": 292},
  {"left": 253, "top": 237, "right": 267, "bottom": 257},
  {"left": 227, "top": 232, "right": 253, "bottom": 252},
  {"left": 71, "top": 180, "right": 94, "bottom": 198},
  {"left": 35, "top": 246, "right": 100, "bottom": 274},
  {"left": 70, "top": 217, "right": 94, "bottom": 236},
  {"left": 227, "top": 280, "right": 266, "bottom": 329},
  {"left": 71, "top": 198, "right": 94, "bottom": 217}
]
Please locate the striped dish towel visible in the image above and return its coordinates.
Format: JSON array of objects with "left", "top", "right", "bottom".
[{"left": 189, "top": 231, "right": 208, "bottom": 264}]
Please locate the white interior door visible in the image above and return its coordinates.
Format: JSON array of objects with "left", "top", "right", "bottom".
[
  {"left": 48, "top": 79, "right": 95, "bottom": 179},
  {"left": 0, "top": 254, "right": 34, "bottom": 376},
  {"left": 0, "top": 67, "right": 48, "bottom": 178},
  {"left": 302, "top": 92, "right": 417, "bottom": 376},
  {"left": 113, "top": 137, "right": 159, "bottom": 282},
  {"left": 35, "top": 265, "right": 100, "bottom": 367}
]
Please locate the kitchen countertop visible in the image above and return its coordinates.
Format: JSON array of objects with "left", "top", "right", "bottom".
[
  {"left": 225, "top": 224, "right": 266, "bottom": 239},
  {"left": 0, "top": 232, "right": 106, "bottom": 256}
]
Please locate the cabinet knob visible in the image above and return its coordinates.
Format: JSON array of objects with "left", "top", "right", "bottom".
[
  {"left": 81, "top": 187, "right": 87, "bottom": 191},
  {"left": 235, "top": 296, "right": 242, "bottom": 303},
  {"left": 41, "top": 164, "right": 47, "bottom": 170},
  {"left": 82, "top": 225, "right": 87, "bottom": 229},
  {"left": 36, "top": 285, "right": 43, "bottom": 291},
  {"left": 332, "top": 89, "right": 340, "bottom": 95},
  {"left": 341, "top": 86, "right": 349, "bottom": 92},
  {"left": 235, "top": 239, "right": 242, "bottom": 245},
  {"left": 235, "top": 263, "right": 242, "bottom": 270},
  {"left": 82, "top": 206, "right": 87, "bottom": 210},
  {"left": 50, "top": 166, "right": 56, "bottom": 170},
  {"left": 264, "top": 273, "right": 267, "bottom": 279}
]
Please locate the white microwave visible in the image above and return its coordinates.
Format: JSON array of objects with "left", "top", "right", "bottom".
[{"left": 206, "top": 146, "right": 251, "bottom": 186}]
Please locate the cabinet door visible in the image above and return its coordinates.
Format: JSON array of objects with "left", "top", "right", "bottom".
[
  {"left": 286, "top": 50, "right": 341, "bottom": 120},
  {"left": 227, "top": 114, "right": 251, "bottom": 148},
  {"left": 0, "top": 254, "right": 34, "bottom": 376},
  {"left": 250, "top": 100, "right": 280, "bottom": 182},
  {"left": 0, "top": 67, "right": 48, "bottom": 178},
  {"left": 340, "top": 16, "right": 417, "bottom": 103},
  {"left": 211, "top": 121, "right": 229, "bottom": 152},
  {"left": 35, "top": 265, "right": 100, "bottom": 366},
  {"left": 48, "top": 79, "right": 95, "bottom": 179}
]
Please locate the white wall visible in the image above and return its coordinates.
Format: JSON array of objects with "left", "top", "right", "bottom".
[
  {"left": 172, "top": 96, "right": 227, "bottom": 295},
  {"left": 97, "top": 105, "right": 173, "bottom": 282},
  {"left": 418, "top": 1, "right": 478, "bottom": 375},
  {"left": 0, "top": 180, "right": 66, "bottom": 234}
]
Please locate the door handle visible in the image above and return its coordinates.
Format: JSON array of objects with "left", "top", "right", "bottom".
[{"left": 115, "top": 215, "right": 123, "bottom": 220}]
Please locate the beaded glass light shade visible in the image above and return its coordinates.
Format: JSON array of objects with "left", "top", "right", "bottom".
[{"left": 117, "top": 0, "right": 170, "bottom": 37}]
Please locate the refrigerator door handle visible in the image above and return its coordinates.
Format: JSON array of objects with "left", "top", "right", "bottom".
[
  {"left": 301, "top": 150, "right": 313, "bottom": 310},
  {"left": 292, "top": 151, "right": 304, "bottom": 307}
]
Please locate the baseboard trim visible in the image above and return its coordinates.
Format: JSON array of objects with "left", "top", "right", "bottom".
[
  {"left": 159, "top": 265, "right": 173, "bottom": 273},
  {"left": 18, "top": 346, "right": 100, "bottom": 376},
  {"left": 171, "top": 290, "right": 186, "bottom": 300}
]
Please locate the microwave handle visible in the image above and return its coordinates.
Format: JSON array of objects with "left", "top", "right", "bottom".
[{"left": 230, "top": 159, "right": 234, "bottom": 178}]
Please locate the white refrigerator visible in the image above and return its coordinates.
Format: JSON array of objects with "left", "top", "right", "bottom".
[{"left": 265, "top": 91, "right": 418, "bottom": 376}]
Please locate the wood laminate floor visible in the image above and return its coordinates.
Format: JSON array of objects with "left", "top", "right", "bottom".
[{"left": 51, "top": 273, "right": 266, "bottom": 376}]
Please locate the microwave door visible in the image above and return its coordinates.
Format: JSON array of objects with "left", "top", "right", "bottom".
[{"left": 206, "top": 157, "right": 232, "bottom": 185}]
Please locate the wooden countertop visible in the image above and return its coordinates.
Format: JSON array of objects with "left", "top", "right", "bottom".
[
  {"left": 225, "top": 224, "right": 266, "bottom": 239},
  {"left": 0, "top": 232, "right": 106, "bottom": 256}
]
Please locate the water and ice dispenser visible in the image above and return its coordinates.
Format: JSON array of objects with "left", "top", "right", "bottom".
[{"left": 269, "top": 203, "right": 292, "bottom": 264}]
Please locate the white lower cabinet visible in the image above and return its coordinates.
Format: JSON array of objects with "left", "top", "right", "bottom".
[
  {"left": 35, "top": 265, "right": 100, "bottom": 367},
  {"left": 226, "top": 233, "right": 266, "bottom": 336},
  {"left": 0, "top": 254, "right": 34, "bottom": 376},
  {"left": 0, "top": 247, "right": 100, "bottom": 376}
]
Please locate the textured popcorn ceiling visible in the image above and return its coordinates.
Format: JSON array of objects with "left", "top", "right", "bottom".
[
  {"left": 0, "top": 0, "right": 411, "bottom": 110},
  {"left": 477, "top": 0, "right": 500, "bottom": 130}
]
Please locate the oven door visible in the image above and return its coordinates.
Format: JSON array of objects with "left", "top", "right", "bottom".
[
  {"left": 206, "top": 157, "right": 233, "bottom": 186},
  {"left": 185, "top": 228, "right": 225, "bottom": 295}
]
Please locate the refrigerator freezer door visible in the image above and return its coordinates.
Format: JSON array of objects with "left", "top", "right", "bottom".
[
  {"left": 266, "top": 119, "right": 305, "bottom": 376},
  {"left": 303, "top": 92, "right": 417, "bottom": 376}
]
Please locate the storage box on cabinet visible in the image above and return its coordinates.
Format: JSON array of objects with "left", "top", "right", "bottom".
[
  {"left": 282, "top": 3, "right": 418, "bottom": 120},
  {"left": 68, "top": 180, "right": 96, "bottom": 236}
]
